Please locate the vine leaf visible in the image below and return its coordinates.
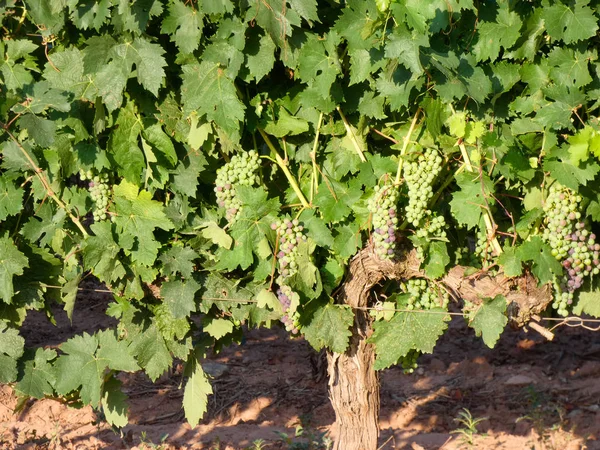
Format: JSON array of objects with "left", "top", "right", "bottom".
[
  {"left": 159, "top": 246, "right": 199, "bottom": 277},
  {"left": 517, "top": 236, "right": 562, "bottom": 285},
  {"left": 541, "top": 1, "right": 598, "bottom": 44},
  {"left": 16, "top": 348, "right": 57, "bottom": 399},
  {"left": 161, "top": 1, "right": 203, "bottom": 54},
  {"left": 473, "top": 9, "right": 521, "bottom": 62},
  {"left": 183, "top": 359, "right": 213, "bottom": 427},
  {"left": 203, "top": 318, "right": 234, "bottom": 339},
  {"left": 54, "top": 330, "right": 139, "bottom": 407},
  {"left": 161, "top": 279, "right": 201, "bottom": 319},
  {"left": 498, "top": 246, "right": 523, "bottom": 277},
  {"left": 0, "top": 323, "right": 25, "bottom": 383},
  {"left": 573, "top": 289, "right": 600, "bottom": 318},
  {"left": 449, "top": 172, "right": 495, "bottom": 229},
  {"left": 0, "top": 176, "right": 24, "bottom": 221},
  {"left": 303, "top": 303, "right": 354, "bottom": 353},
  {"left": 130, "top": 322, "right": 173, "bottom": 382},
  {"left": 0, "top": 236, "right": 29, "bottom": 304},
  {"left": 83, "top": 222, "right": 126, "bottom": 284},
  {"left": 424, "top": 241, "right": 449, "bottom": 279},
  {"left": 467, "top": 295, "right": 508, "bottom": 348},
  {"left": 181, "top": 61, "right": 245, "bottom": 138},
  {"left": 369, "top": 309, "right": 450, "bottom": 370},
  {"left": 102, "top": 376, "right": 129, "bottom": 428}
]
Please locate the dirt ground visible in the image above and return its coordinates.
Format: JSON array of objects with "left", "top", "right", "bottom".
[{"left": 2, "top": 284, "right": 600, "bottom": 450}]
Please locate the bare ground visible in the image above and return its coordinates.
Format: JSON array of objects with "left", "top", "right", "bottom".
[{"left": 2, "top": 285, "right": 600, "bottom": 450}]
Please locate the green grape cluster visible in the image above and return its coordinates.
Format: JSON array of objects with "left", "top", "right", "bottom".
[
  {"left": 402, "top": 278, "right": 449, "bottom": 310},
  {"left": 80, "top": 168, "right": 111, "bottom": 222},
  {"left": 474, "top": 229, "right": 495, "bottom": 264},
  {"left": 414, "top": 214, "right": 447, "bottom": 260},
  {"left": 398, "top": 349, "right": 420, "bottom": 374},
  {"left": 403, "top": 148, "right": 443, "bottom": 226},
  {"left": 542, "top": 183, "right": 600, "bottom": 316},
  {"left": 214, "top": 150, "right": 261, "bottom": 222},
  {"left": 367, "top": 183, "right": 399, "bottom": 260}
]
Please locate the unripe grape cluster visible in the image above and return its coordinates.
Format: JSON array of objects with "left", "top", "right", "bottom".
[
  {"left": 474, "top": 229, "right": 495, "bottom": 264},
  {"left": 542, "top": 183, "right": 600, "bottom": 315},
  {"left": 367, "top": 184, "right": 399, "bottom": 260},
  {"left": 272, "top": 218, "right": 307, "bottom": 283},
  {"left": 401, "top": 278, "right": 449, "bottom": 310},
  {"left": 272, "top": 218, "right": 308, "bottom": 335},
  {"left": 215, "top": 150, "right": 261, "bottom": 222},
  {"left": 79, "top": 168, "right": 111, "bottom": 222},
  {"left": 276, "top": 285, "right": 300, "bottom": 334},
  {"left": 403, "top": 148, "right": 443, "bottom": 226},
  {"left": 398, "top": 349, "right": 420, "bottom": 374},
  {"left": 414, "top": 214, "right": 447, "bottom": 260}
]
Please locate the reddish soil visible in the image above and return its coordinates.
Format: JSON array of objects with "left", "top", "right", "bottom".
[{"left": 2, "top": 286, "right": 600, "bottom": 449}]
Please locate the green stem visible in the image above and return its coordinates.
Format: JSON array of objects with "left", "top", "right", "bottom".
[
  {"left": 395, "top": 108, "right": 421, "bottom": 185},
  {"left": 258, "top": 128, "right": 311, "bottom": 209},
  {"left": 2, "top": 126, "right": 89, "bottom": 238},
  {"left": 310, "top": 112, "right": 324, "bottom": 203},
  {"left": 336, "top": 106, "right": 367, "bottom": 162}
]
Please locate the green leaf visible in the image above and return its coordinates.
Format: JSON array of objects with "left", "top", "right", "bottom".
[
  {"left": 542, "top": 0, "right": 598, "bottom": 44},
  {"left": 517, "top": 236, "right": 563, "bottom": 285},
  {"left": 245, "top": 32, "right": 276, "bottom": 82},
  {"left": 132, "top": 37, "right": 167, "bottom": 96},
  {"left": 369, "top": 309, "right": 450, "bottom": 370},
  {"left": 314, "top": 180, "right": 362, "bottom": 223},
  {"left": 302, "top": 303, "right": 354, "bottom": 353},
  {"left": 384, "top": 25, "right": 428, "bottom": 76},
  {"left": 181, "top": 61, "right": 245, "bottom": 138},
  {"left": 0, "top": 323, "right": 25, "bottom": 383},
  {"left": 297, "top": 32, "right": 341, "bottom": 98},
  {"left": 498, "top": 246, "right": 523, "bottom": 277},
  {"left": 130, "top": 322, "right": 173, "bottom": 381},
  {"left": 18, "top": 114, "right": 56, "bottom": 147},
  {"left": 424, "top": 241, "right": 450, "bottom": 279},
  {"left": 113, "top": 180, "right": 174, "bottom": 266},
  {"left": 543, "top": 159, "right": 599, "bottom": 191},
  {"left": 473, "top": 9, "right": 522, "bottom": 62},
  {"left": 83, "top": 222, "right": 126, "bottom": 283},
  {"left": 69, "top": 0, "right": 111, "bottom": 30},
  {"left": 449, "top": 171, "right": 495, "bottom": 229},
  {"left": 0, "top": 236, "right": 28, "bottom": 304},
  {"left": 143, "top": 123, "right": 177, "bottom": 166},
  {"left": 183, "top": 359, "right": 213, "bottom": 427},
  {"left": 16, "top": 348, "right": 57, "bottom": 399},
  {"left": 102, "top": 376, "right": 129, "bottom": 428},
  {"left": 467, "top": 295, "right": 508, "bottom": 348},
  {"left": 54, "top": 330, "right": 139, "bottom": 407},
  {"left": 161, "top": 279, "right": 200, "bottom": 319},
  {"left": 161, "top": 0, "right": 203, "bottom": 54},
  {"left": 0, "top": 175, "right": 24, "bottom": 221},
  {"left": 263, "top": 108, "right": 310, "bottom": 137},
  {"left": 203, "top": 317, "right": 234, "bottom": 339},
  {"left": 95, "top": 60, "right": 129, "bottom": 112},
  {"left": 573, "top": 289, "right": 600, "bottom": 318},
  {"left": 108, "top": 101, "right": 144, "bottom": 183},
  {"left": 20, "top": 202, "right": 66, "bottom": 248},
  {"left": 159, "top": 246, "right": 198, "bottom": 278}
]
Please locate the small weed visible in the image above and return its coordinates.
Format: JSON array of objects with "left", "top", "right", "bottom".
[
  {"left": 138, "top": 431, "right": 169, "bottom": 450},
  {"left": 275, "top": 416, "right": 332, "bottom": 450},
  {"left": 450, "top": 408, "right": 487, "bottom": 447}
]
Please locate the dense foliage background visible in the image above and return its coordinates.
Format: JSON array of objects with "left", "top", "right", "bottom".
[{"left": 2, "top": 0, "right": 600, "bottom": 436}]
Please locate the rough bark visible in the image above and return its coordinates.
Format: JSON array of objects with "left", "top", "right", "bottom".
[{"left": 327, "top": 245, "right": 553, "bottom": 450}]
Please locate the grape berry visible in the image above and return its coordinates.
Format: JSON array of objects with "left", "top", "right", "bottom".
[{"left": 80, "top": 169, "right": 111, "bottom": 222}]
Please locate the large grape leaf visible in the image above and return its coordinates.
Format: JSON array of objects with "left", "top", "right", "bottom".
[
  {"left": 473, "top": 9, "right": 521, "bottom": 62},
  {"left": 83, "top": 222, "right": 126, "bottom": 283},
  {"left": 16, "top": 348, "right": 57, "bottom": 399},
  {"left": 0, "top": 175, "right": 24, "bottom": 221},
  {"left": 541, "top": 0, "right": 598, "bottom": 44},
  {"left": 449, "top": 171, "right": 495, "bottom": 229},
  {"left": 161, "top": 1, "right": 203, "bottom": 54},
  {"left": 573, "top": 289, "right": 600, "bottom": 318},
  {"left": 369, "top": 309, "right": 450, "bottom": 370},
  {"left": 183, "top": 358, "right": 213, "bottom": 427},
  {"left": 54, "top": 330, "right": 139, "bottom": 407},
  {"left": 161, "top": 279, "right": 201, "bottom": 319},
  {"left": 517, "top": 236, "right": 562, "bottom": 285},
  {"left": 303, "top": 303, "right": 354, "bottom": 353}
]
